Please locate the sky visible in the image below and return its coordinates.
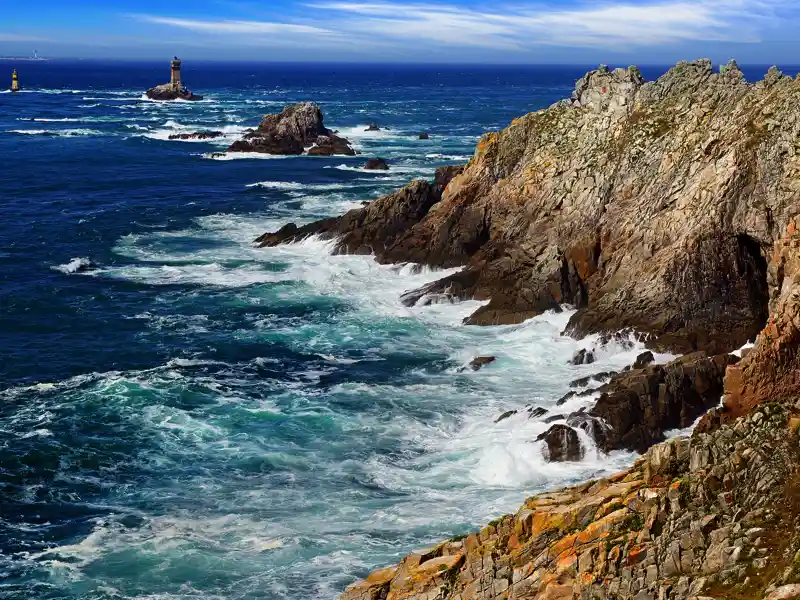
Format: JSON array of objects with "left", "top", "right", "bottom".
[{"left": 1, "top": 0, "right": 799, "bottom": 64}]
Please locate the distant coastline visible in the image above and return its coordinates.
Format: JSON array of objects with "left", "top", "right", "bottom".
[{"left": 0, "top": 57, "right": 48, "bottom": 61}]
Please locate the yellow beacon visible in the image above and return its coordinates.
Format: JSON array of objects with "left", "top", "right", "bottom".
[{"left": 11, "top": 69, "right": 20, "bottom": 92}]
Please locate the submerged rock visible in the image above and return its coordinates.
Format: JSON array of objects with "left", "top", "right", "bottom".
[
  {"left": 365, "top": 122, "right": 380, "bottom": 131},
  {"left": 228, "top": 102, "right": 355, "bottom": 156},
  {"left": 464, "top": 356, "right": 495, "bottom": 371},
  {"left": 363, "top": 157, "right": 389, "bottom": 170},
  {"left": 418, "top": 132, "right": 430, "bottom": 139},
  {"left": 537, "top": 424, "right": 583, "bottom": 462},
  {"left": 494, "top": 409, "right": 517, "bottom": 423}
]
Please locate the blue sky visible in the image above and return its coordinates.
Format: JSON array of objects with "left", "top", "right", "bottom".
[{"left": 2, "top": 0, "right": 799, "bottom": 63}]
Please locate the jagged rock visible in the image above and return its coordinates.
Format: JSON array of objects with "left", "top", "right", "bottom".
[
  {"left": 569, "top": 348, "right": 595, "bottom": 365},
  {"left": 259, "top": 60, "right": 797, "bottom": 353},
  {"left": 528, "top": 406, "right": 548, "bottom": 419},
  {"left": 363, "top": 158, "right": 389, "bottom": 170},
  {"left": 633, "top": 351, "right": 655, "bottom": 369},
  {"left": 418, "top": 132, "right": 430, "bottom": 140},
  {"left": 254, "top": 165, "right": 464, "bottom": 254},
  {"left": 537, "top": 424, "right": 584, "bottom": 461},
  {"left": 228, "top": 102, "right": 355, "bottom": 156},
  {"left": 167, "top": 131, "right": 222, "bottom": 140},
  {"left": 589, "top": 352, "right": 738, "bottom": 452},
  {"left": 365, "top": 122, "right": 380, "bottom": 131}
]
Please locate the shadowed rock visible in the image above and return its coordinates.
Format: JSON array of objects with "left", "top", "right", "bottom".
[{"left": 537, "top": 424, "right": 584, "bottom": 461}]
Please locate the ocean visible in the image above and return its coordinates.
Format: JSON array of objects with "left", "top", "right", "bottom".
[{"left": 0, "top": 61, "right": 787, "bottom": 600}]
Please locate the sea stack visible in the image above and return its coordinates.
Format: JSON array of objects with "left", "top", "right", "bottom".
[
  {"left": 11, "top": 69, "right": 19, "bottom": 92},
  {"left": 145, "top": 57, "right": 203, "bottom": 101}
]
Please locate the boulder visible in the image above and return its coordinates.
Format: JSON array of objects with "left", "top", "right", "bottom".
[
  {"left": 365, "top": 123, "right": 380, "bottom": 131},
  {"left": 537, "top": 424, "right": 584, "bottom": 462},
  {"left": 418, "top": 132, "right": 430, "bottom": 140},
  {"left": 364, "top": 158, "right": 390, "bottom": 170},
  {"left": 633, "top": 351, "right": 655, "bottom": 369},
  {"left": 228, "top": 102, "right": 355, "bottom": 156}
]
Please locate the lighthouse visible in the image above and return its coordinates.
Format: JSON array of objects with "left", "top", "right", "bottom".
[
  {"left": 11, "top": 69, "right": 19, "bottom": 92},
  {"left": 170, "top": 57, "right": 182, "bottom": 89}
]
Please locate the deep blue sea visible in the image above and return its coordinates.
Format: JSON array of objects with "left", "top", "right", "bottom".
[{"left": 0, "top": 61, "right": 792, "bottom": 600}]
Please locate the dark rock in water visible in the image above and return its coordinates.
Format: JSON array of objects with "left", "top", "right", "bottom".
[
  {"left": 494, "top": 410, "right": 517, "bottom": 423},
  {"left": 168, "top": 131, "right": 223, "bottom": 140},
  {"left": 569, "top": 371, "right": 616, "bottom": 388},
  {"left": 556, "top": 391, "right": 576, "bottom": 406},
  {"left": 145, "top": 83, "right": 202, "bottom": 101},
  {"left": 364, "top": 158, "right": 390, "bottom": 170},
  {"left": 543, "top": 413, "right": 566, "bottom": 423},
  {"left": 418, "top": 132, "right": 430, "bottom": 140},
  {"left": 307, "top": 134, "right": 357, "bottom": 156},
  {"left": 365, "top": 123, "right": 380, "bottom": 131},
  {"left": 587, "top": 351, "right": 738, "bottom": 453},
  {"left": 254, "top": 165, "right": 464, "bottom": 255},
  {"left": 537, "top": 424, "right": 584, "bottom": 462},
  {"left": 569, "top": 349, "right": 595, "bottom": 365},
  {"left": 567, "top": 410, "right": 607, "bottom": 448},
  {"left": 528, "top": 406, "right": 548, "bottom": 419},
  {"left": 633, "top": 350, "right": 655, "bottom": 369},
  {"left": 228, "top": 102, "right": 355, "bottom": 156},
  {"left": 467, "top": 356, "right": 496, "bottom": 371}
]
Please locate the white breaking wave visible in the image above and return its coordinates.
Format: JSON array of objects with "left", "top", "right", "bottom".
[
  {"left": 8, "top": 128, "right": 103, "bottom": 137},
  {"left": 425, "top": 153, "right": 473, "bottom": 161},
  {"left": 52, "top": 257, "right": 95, "bottom": 274},
  {"left": 201, "top": 151, "right": 290, "bottom": 161}
]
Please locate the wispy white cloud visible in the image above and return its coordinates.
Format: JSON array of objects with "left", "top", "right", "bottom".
[
  {"left": 309, "top": 0, "right": 789, "bottom": 48},
  {"left": 134, "top": 15, "right": 336, "bottom": 37},
  {"left": 0, "top": 33, "right": 48, "bottom": 43},
  {"left": 130, "top": 0, "right": 793, "bottom": 55}
]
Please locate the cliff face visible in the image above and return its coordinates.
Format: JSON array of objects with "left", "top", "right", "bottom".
[
  {"left": 343, "top": 403, "right": 800, "bottom": 600},
  {"left": 259, "top": 60, "right": 800, "bottom": 354}
]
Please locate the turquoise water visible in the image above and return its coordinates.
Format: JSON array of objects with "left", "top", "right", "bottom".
[{"left": 0, "top": 61, "right": 710, "bottom": 599}]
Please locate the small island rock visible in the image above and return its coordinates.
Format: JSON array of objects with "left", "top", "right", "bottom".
[{"left": 363, "top": 158, "right": 390, "bottom": 170}]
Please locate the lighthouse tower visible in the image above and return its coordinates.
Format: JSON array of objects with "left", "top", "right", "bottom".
[
  {"left": 11, "top": 69, "right": 19, "bottom": 92},
  {"left": 170, "top": 57, "right": 182, "bottom": 89}
]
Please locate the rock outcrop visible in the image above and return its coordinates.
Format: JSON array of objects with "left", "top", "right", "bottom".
[
  {"left": 364, "top": 157, "right": 390, "bottom": 170},
  {"left": 228, "top": 102, "right": 356, "bottom": 156},
  {"left": 145, "top": 83, "right": 202, "bottom": 101},
  {"left": 257, "top": 60, "right": 800, "bottom": 354},
  {"left": 342, "top": 403, "right": 800, "bottom": 600},
  {"left": 255, "top": 165, "right": 464, "bottom": 251}
]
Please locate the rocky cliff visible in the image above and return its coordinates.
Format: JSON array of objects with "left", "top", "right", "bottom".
[
  {"left": 342, "top": 403, "right": 800, "bottom": 600},
  {"left": 254, "top": 61, "right": 800, "bottom": 598},
  {"left": 259, "top": 60, "right": 800, "bottom": 354}
]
